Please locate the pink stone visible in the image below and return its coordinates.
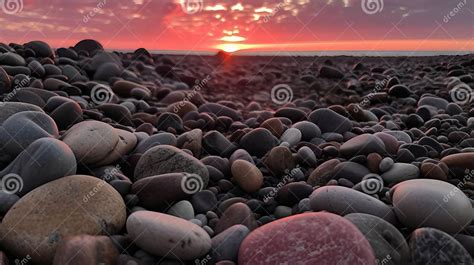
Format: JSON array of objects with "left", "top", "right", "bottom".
[{"left": 238, "top": 212, "right": 375, "bottom": 265}]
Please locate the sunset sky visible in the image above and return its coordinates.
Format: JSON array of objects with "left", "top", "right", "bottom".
[{"left": 0, "top": 0, "right": 473, "bottom": 52}]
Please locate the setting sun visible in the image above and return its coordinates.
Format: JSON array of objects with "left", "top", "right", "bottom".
[{"left": 218, "top": 43, "right": 242, "bottom": 53}]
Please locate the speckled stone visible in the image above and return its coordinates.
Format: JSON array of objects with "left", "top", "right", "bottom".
[
  {"left": 409, "top": 227, "right": 472, "bottom": 264},
  {"left": 134, "top": 145, "right": 209, "bottom": 187},
  {"left": 0, "top": 175, "right": 126, "bottom": 264},
  {"left": 126, "top": 211, "right": 211, "bottom": 260},
  {"left": 238, "top": 212, "right": 376, "bottom": 265}
]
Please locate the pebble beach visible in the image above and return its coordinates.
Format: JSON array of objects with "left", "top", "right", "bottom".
[{"left": 0, "top": 39, "right": 473, "bottom": 264}]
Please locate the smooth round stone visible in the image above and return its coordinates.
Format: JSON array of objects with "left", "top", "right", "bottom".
[
  {"left": 62, "top": 121, "right": 119, "bottom": 165},
  {"left": 0, "top": 111, "right": 59, "bottom": 159},
  {"left": 0, "top": 52, "right": 25, "bottom": 66},
  {"left": 212, "top": 225, "right": 249, "bottom": 262},
  {"left": 231, "top": 160, "right": 263, "bottom": 193},
  {"left": 112, "top": 80, "right": 149, "bottom": 98},
  {"left": 373, "top": 133, "right": 401, "bottom": 154},
  {"left": 308, "top": 108, "right": 353, "bottom": 134},
  {"left": 166, "top": 200, "right": 195, "bottom": 220},
  {"left": 215, "top": 203, "right": 257, "bottom": 234},
  {"left": 292, "top": 121, "right": 321, "bottom": 141},
  {"left": 238, "top": 212, "right": 375, "bottom": 265},
  {"left": 74, "top": 39, "right": 104, "bottom": 55},
  {"left": 239, "top": 128, "right": 278, "bottom": 157},
  {"left": 95, "top": 129, "right": 137, "bottom": 166},
  {"left": 319, "top": 65, "right": 344, "bottom": 79},
  {"left": 418, "top": 96, "right": 449, "bottom": 110},
  {"left": 25, "top": 41, "right": 54, "bottom": 58},
  {"left": 333, "top": 162, "right": 371, "bottom": 184},
  {"left": 0, "top": 138, "right": 77, "bottom": 196},
  {"left": 0, "top": 175, "right": 126, "bottom": 264},
  {"left": 132, "top": 173, "right": 196, "bottom": 210},
  {"left": 390, "top": 179, "right": 473, "bottom": 233},
  {"left": 127, "top": 211, "right": 211, "bottom": 260},
  {"left": 383, "top": 131, "right": 412, "bottom": 143},
  {"left": 420, "top": 162, "right": 447, "bottom": 180},
  {"left": 176, "top": 129, "right": 202, "bottom": 157},
  {"left": 310, "top": 186, "right": 396, "bottom": 224},
  {"left": 202, "top": 130, "right": 237, "bottom": 157},
  {"left": 134, "top": 145, "right": 209, "bottom": 186},
  {"left": 274, "top": 205, "right": 293, "bottom": 218},
  {"left": 0, "top": 102, "right": 44, "bottom": 125},
  {"left": 276, "top": 182, "right": 313, "bottom": 206},
  {"left": 340, "top": 134, "right": 386, "bottom": 157},
  {"left": 167, "top": 101, "right": 198, "bottom": 118},
  {"left": 45, "top": 96, "right": 83, "bottom": 130},
  {"left": 53, "top": 235, "right": 118, "bottom": 265},
  {"left": 229, "top": 149, "right": 253, "bottom": 164},
  {"left": 307, "top": 159, "right": 341, "bottom": 186},
  {"left": 379, "top": 157, "right": 394, "bottom": 173},
  {"left": 136, "top": 132, "right": 177, "bottom": 154},
  {"left": 275, "top": 107, "right": 306, "bottom": 122},
  {"left": 345, "top": 213, "right": 409, "bottom": 265},
  {"left": 297, "top": 146, "right": 317, "bottom": 167},
  {"left": 441, "top": 153, "right": 474, "bottom": 170},
  {"left": 280, "top": 128, "right": 302, "bottom": 147},
  {"left": 94, "top": 62, "right": 123, "bottom": 82},
  {"left": 388, "top": 84, "right": 411, "bottom": 98},
  {"left": 199, "top": 103, "right": 240, "bottom": 121},
  {"left": 409, "top": 228, "right": 472, "bottom": 264},
  {"left": 264, "top": 146, "right": 296, "bottom": 177},
  {"left": 260, "top": 118, "right": 284, "bottom": 137},
  {"left": 381, "top": 163, "right": 419, "bottom": 186},
  {"left": 191, "top": 190, "right": 217, "bottom": 214}
]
